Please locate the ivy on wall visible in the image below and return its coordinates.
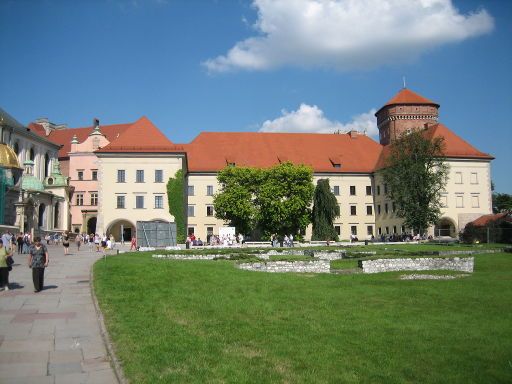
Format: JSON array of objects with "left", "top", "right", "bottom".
[{"left": 167, "top": 168, "right": 186, "bottom": 243}]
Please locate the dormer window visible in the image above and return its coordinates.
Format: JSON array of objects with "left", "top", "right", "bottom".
[
  {"left": 225, "top": 156, "right": 236, "bottom": 167},
  {"left": 329, "top": 156, "right": 341, "bottom": 168}
]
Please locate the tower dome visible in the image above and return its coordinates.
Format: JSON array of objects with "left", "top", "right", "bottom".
[
  {"left": 21, "top": 160, "right": 44, "bottom": 191},
  {"left": 0, "top": 143, "right": 21, "bottom": 170},
  {"left": 376, "top": 88, "right": 440, "bottom": 145}
]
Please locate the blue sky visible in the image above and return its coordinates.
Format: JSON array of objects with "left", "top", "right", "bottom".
[{"left": 1, "top": 0, "right": 511, "bottom": 192}]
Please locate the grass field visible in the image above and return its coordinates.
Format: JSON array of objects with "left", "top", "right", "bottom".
[{"left": 94, "top": 248, "right": 512, "bottom": 383}]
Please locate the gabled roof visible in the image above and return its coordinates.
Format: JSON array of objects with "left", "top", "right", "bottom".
[
  {"left": 374, "top": 123, "right": 493, "bottom": 170},
  {"left": 376, "top": 88, "right": 439, "bottom": 115},
  {"left": 30, "top": 121, "right": 131, "bottom": 158},
  {"left": 185, "top": 131, "right": 383, "bottom": 173},
  {"left": 470, "top": 212, "right": 512, "bottom": 227},
  {"left": 95, "top": 116, "right": 184, "bottom": 153}
]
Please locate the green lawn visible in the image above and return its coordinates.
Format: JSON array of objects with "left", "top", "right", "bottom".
[{"left": 94, "top": 251, "right": 512, "bottom": 383}]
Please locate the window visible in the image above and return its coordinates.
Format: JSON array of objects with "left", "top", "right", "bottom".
[
  {"left": 392, "top": 202, "right": 396, "bottom": 212},
  {"left": 77, "top": 171, "right": 84, "bottom": 181},
  {"left": 117, "top": 170, "right": 125, "bottom": 183},
  {"left": 136, "top": 196, "right": 144, "bottom": 209},
  {"left": 207, "top": 185, "right": 214, "bottom": 196},
  {"left": 384, "top": 184, "right": 388, "bottom": 194},
  {"left": 470, "top": 172, "right": 478, "bottom": 184},
  {"left": 377, "top": 205, "right": 381, "bottom": 215},
  {"left": 455, "top": 172, "right": 463, "bottom": 184},
  {"left": 367, "top": 226, "right": 373, "bottom": 236},
  {"left": 91, "top": 170, "right": 98, "bottom": 181},
  {"left": 188, "top": 227, "right": 195, "bottom": 235},
  {"left": 335, "top": 226, "right": 341, "bottom": 236},
  {"left": 456, "top": 195, "right": 464, "bottom": 208},
  {"left": 350, "top": 206, "right": 357, "bottom": 215},
  {"left": 155, "top": 170, "right": 163, "bottom": 183},
  {"left": 206, "top": 205, "right": 214, "bottom": 216},
  {"left": 385, "top": 226, "right": 390, "bottom": 235},
  {"left": 350, "top": 186, "right": 356, "bottom": 196},
  {"left": 378, "top": 227, "right": 382, "bottom": 235},
  {"left": 187, "top": 185, "right": 195, "bottom": 196},
  {"left": 207, "top": 227, "right": 214, "bottom": 242},
  {"left": 136, "top": 170, "right": 144, "bottom": 183},
  {"left": 333, "top": 186, "right": 340, "bottom": 196},
  {"left": 117, "top": 195, "right": 125, "bottom": 209},
  {"left": 351, "top": 226, "right": 357, "bottom": 235},
  {"left": 471, "top": 195, "right": 480, "bottom": 208},
  {"left": 393, "top": 226, "right": 397, "bottom": 234},
  {"left": 188, "top": 205, "right": 195, "bottom": 217},
  {"left": 76, "top": 193, "right": 84, "bottom": 206},
  {"left": 441, "top": 195, "right": 448, "bottom": 208},
  {"left": 401, "top": 226, "right": 406, "bottom": 234},
  {"left": 385, "top": 203, "right": 389, "bottom": 214},
  {"left": 366, "top": 205, "right": 373, "bottom": 215},
  {"left": 366, "top": 186, "right": 372, "bottom": 195},
  {"left": 377, "top": 185, "right": 381, "bottom": 195},
  {"left": 90, "top": 192, "right": 98, "bottom": 206},
  {"left": 155, "top": 195, "right": 164, "bottom": 209}
]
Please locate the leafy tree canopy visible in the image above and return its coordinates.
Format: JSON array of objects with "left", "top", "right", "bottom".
[
  {"left": 256, "top": 162, "right": 314, "bottom": 237},
  {"left": 311, "top": 179, "right": 340, "bottom": 241},
  {"left": 213, "top": 163, "right": 314, "bottom": 237},
  {"left": 492, "top": 192, "right": 512, "bottom": 213},
  {"left": 166, "top": 169, "right": 186, "bottom": 243},
  {"left": 382, "top": 130, "right": 449, "bottom": 234}
]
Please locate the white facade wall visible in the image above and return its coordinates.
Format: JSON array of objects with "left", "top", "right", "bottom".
[
  {"left": 186, "top": 172, "right": 376, "bottom": 241},
  {"left": 96, "top": 154, "right": 184, "bottom": 235},
  {"left": 374, "top": 159, "right": 493, "bottom": 235}
]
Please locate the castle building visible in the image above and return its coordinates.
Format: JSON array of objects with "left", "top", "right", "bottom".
[
  {"left": 0, "top": 109, "right": 72, "bottom": 236},
  {"left": 9, "top": 87, "right": 492, "bottom": 242}
]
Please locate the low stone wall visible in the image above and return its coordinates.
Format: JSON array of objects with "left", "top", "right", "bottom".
[
  {"left": 237, "top": 260, "right": 330, "bottom": 273},
  {"left": 153, "top": 254, "right": 219, "bottom": 260},
  {"left": 359, "top": 257, "right": 474, "bottom": 274},
  {"left": 267, "top": 249, "right": 345, "bottom": 260}
]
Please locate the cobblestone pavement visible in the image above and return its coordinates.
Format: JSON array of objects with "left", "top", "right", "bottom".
[{"left": 0, "top": 242, "right": 125, "bottom": 384}]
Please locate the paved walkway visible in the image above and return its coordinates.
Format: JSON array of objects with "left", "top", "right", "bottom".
[{"left": 0, "top": 243, "right": 124, "bottom": 384}]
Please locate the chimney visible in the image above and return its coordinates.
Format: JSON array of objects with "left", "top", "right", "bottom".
[{"left": 349, "top": 130, "right": 359, "bottom": 139}]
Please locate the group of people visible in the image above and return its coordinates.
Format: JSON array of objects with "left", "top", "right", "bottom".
[
  {"left": 0, "top": 233, "right": 49, "bottom": 293},
  {"left": 207, "top": 233, "right": 245, "bottom": 247},
  {"left": 271, "top": 234, "right": 294, "bottom": 247}
]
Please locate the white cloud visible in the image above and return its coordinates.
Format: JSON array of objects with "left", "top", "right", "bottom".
[
  {"left": 203, "top": 0, "right": 494, "bottom": 72},
  {"left": 259, "top": 104, "right": 378, "bottom": 137}
]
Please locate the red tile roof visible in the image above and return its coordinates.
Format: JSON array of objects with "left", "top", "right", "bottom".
[
  {"left": 95, "top": 116, "right": 184, "bottom": 153},
  {"left": 384, "top": 88, "right": 439, "bottom": 107},
  {"left": 30, "top": 122, "right": 131, "bottom": 159},
  {"left": 185, "top": 131, "right": 383, "bottom": 173},
  {"left": 375, "top": 123, "right": 494, "bottom": 170},
  {"left": 469, "top": 212, "right": 512, "bottom": 227}
]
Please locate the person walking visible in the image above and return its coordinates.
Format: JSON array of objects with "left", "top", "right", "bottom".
[
  {"left": 16, "top": 233, "right": 23, "bottom": 254},
  {"left": 75, "top": 233, "right": 82, "bottom": 252},
  {"left": 62, "top": 231, "right": 70, "bottom": 255},
  {"left": 28, "top": 237, "right": 49, "bottom": 293},
  {"left": 0, "top": 239, "right": 14, "bottom": 291}
]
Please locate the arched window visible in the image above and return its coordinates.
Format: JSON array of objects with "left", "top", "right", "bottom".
[
  {"left": 44, "top": 153, "right": 50, "bottom": 177},
  {"left": 29, "top": 147, "right": 35, "bottom": 161}
]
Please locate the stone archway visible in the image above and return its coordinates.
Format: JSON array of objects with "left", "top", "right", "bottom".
[
  {"left": 106, "top": 219, "right": 135, "bottom": 243},
  {"left": 434, "top": 217, "right": 457, "bottom": 238}
]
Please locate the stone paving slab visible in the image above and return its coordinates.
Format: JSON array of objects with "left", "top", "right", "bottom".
[{"left": 0, "top": 244, "right": 123, "bottom": 383}]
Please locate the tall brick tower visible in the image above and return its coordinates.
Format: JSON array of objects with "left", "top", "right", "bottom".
[{"left": 375, "top": 88, "right": 439, "bottom": 145}]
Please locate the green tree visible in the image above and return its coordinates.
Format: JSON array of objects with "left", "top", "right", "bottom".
[
  {"left": 213, "top": 166, "right": 262, "bottom": 235},
  {"left": 382, "top": 130, "right": 449, "bottom": 234},
  {"left": 492, "top": 192, "right": 512, "bottom": 213},
  {"left": 311, "top": 179, "right": 340, "bottom": 241},
  {"left": 166, "top": 169, "right": 186, "bottom": 243},
  {"left": 256, "top": 162, "right": 314, "bottom": 237}
]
